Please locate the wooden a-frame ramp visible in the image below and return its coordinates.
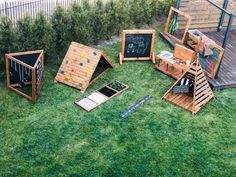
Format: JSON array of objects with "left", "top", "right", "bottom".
[{"left": 55, "top": 42, "right": 114, "bottom": 93}]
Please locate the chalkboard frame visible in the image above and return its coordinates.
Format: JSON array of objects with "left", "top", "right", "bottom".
[
  {"left": 119, "top": 30, "right": 155, "bottom": 65},
  {"left": 199, "top": 43, "right": 224, "bottom": 79}
]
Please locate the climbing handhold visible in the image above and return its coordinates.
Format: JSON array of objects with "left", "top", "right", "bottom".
[
  {"left": 87, "top": 59, "right": 91, "bottom": 63},
  {"left": 93, "top": 52, "right": 97, "bottom": 56},
  {"left": 80, "top": 62, "right": 83, "bottom": 66},
  {"left": 80, "top": 53, "right": 85, "bottom": 57},
  {"left": 60, "top": 70, "right": 65, "bottom": 74}
]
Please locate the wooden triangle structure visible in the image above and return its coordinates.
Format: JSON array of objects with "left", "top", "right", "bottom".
[
  {"left": 5, "top": 50, "right": 44, "bottom": 103},
  {"left": 162, "top": 59, "right": 214, "bottom": 115},
  {"left": 54, "top": 42, "right": 114, "bottom": 93}
]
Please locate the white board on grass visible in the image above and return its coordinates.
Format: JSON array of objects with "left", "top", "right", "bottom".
[
  {"left": 88, "top": 92, "right": 108, "bottom": 104},
  {"left": 76, "top": 98, "right": 98, "bottom": 111}
]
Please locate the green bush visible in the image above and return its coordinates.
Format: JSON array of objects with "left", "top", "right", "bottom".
[
  {"left": 51, "top": 6, "right": 71, "bottom": 56},
  {"left": 0, "top": 16, "right": 16, "bottom": 65},
  {"left": 15, "top": 16, "right": 34, "bottom": 51},
  {"left": 0, "top": 0, "right": 175, "bottom": 67},
  {"left": 31, "top": 13, "right": 54, "bottom": 58}
]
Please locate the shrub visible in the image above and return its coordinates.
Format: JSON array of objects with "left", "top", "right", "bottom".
[
  {"left": 51, "top": 6, "right": 71, "bottom": 56},
  {"left": 31, "top": 13, "right": 54, "bottom": 58},
  {"left": 15, "top": 16, "right": 34, "bottom": 51},
  {"left": 0, "top": 0, "right": 175, "bottom": 68},
  {"left": 0, "top": 17, "right": 16, "bottom": 65}
]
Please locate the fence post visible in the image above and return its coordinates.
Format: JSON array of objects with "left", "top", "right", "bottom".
[{"left": 5, "top": 1, "right": 8, "bottom": 16}]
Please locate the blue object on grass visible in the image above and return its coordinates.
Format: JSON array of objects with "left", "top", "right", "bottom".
[{"left": 121, "top": 95, "right": 152, "bottom": 118}]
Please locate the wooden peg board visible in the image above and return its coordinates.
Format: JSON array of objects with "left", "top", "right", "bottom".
[{"left": 55, "top": 42, "right": 114, "bottom": 93}]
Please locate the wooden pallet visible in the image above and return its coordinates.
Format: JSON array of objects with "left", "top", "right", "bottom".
[{"left": 162, "top": 59, "right": 214, "bottom": 115}]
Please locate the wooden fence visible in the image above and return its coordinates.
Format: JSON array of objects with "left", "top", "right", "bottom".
[
  {"left": 0, "top": 0, "right": 105, "bottom": 24},
  {"left": 179, "top": 0, "right": 236, "bottom": 31}
]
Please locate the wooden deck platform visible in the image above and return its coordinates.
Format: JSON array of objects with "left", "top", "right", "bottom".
[{"left": 204, "top": 30, "right": 236, "bottom": 89}]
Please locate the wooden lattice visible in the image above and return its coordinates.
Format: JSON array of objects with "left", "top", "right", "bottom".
[{"left": 162, "top": 59, "right": 214, "bottom": 115}]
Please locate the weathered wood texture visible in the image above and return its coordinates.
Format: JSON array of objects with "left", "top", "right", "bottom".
[{"left": 179, "top": 0, "right": 236, "bottom": 31}]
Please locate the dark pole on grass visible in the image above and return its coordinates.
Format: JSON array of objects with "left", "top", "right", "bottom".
[{"left": 217, "top": 0, "right": 229, "bottom": 32}]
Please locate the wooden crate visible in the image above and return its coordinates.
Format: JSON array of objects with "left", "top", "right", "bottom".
[{"left": 5, "top": 50, "right": 44, "bottom": 103}]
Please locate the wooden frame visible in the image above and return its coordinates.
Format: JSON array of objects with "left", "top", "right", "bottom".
[
  {"left": 160, "top": 7, "right": 192, "bottom": 47},
  {"left": 162, "top": 59, "right": 214, "bottom": 115},
  {"left": 5, "top": 50, "right": 44, "bottom": 103},
  {"left": 119, "top": 30, "right": 155, "bottom": 65},
  {"left": 75, "top": 80, "right": 129, "bottom": 112},
  {"left": 185, "top": 29, "right": 224, "bottom": 79},
  {"left": 54, "top": 42, "right": 114, "bottom": 93}
]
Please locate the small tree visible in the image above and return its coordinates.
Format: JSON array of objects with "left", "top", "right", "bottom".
[
  {"left": 0, "top": 17, "right": 16, "bottom": 65},
  {"left": 89, "top": 0, "right": 108, "bottom": 43},
  {"left": 68, "top": 2, "right": 93, "bottom": 44},
  {"left": 32, "top": 13, "right": 54, "bottom": 59},
  {"left": 51, "top": 6, "right": 70, "bottom": 56},
  {"left": 15, "top": 16, "right": 34, "bottom": 51}
]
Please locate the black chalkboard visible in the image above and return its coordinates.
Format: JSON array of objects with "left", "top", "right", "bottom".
[{"left": 124, "top": 33, "right": 153, "bottom": 58}]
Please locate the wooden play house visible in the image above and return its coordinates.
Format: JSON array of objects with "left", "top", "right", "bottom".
[
  {"left": 55, "top": 42, "right": 114, "bottom": 93},
  {"left": 5, "top": 50, "right": 44, "bottom": 103},
  {"left": 119, "top": 30, "right": 155, "bottom": 65},
  {"left": 162, "top": 59, "right": 214, "bottom": 115}
]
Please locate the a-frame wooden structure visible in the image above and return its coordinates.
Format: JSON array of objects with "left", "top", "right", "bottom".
[
  {"left": 55, "top": 42, "right": 114, "bottom": 93},
  {"left": 5, "top": 50, "right": 44, "bottom": 103},
  {"left": 162, "top": 59, "right": 214, "bottom": 115}
]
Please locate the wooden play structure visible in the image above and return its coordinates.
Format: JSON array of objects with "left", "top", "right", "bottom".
[
  {"left": 162, "top": 59, "right": 214, "bottom": 115},
  {"left": 160, "top": 7, "right": 192, "bottom": 47},
  {"left": 186, "top": 29, "right": 224, "bottom": 79},
  {"left": 169, "top": 0, "right": 236, "bottom": 89},
  {"left": 5, "top": 50, "right": 44, "bottom": 103},
  {"left": 119, "top": 30, "right": 155, "bottom": 65},
  {"left": 156, "top": 44, "right": 196, "bottom": 79},
  {"left": 55, "top": 42, "right": 114, "bottom": 93},
  {"left": 75, "top": 81, "right": 128, "bottom": 111}
]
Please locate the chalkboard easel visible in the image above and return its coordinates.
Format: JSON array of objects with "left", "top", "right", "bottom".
[{"left": 119, "top": 30, "right": 155, "bottom": 65}]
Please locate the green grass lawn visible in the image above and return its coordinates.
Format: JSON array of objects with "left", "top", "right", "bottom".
[{"left": 0, "top": 30, "right": 236, "bottom": 176}]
